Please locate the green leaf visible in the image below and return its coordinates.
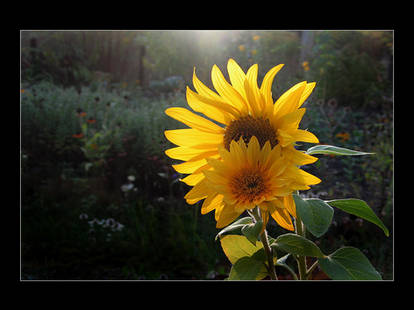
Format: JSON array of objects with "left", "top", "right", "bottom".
[
  {"left": 241, "top": 220, "right": 263, "bottom": 246},
  {"left": 293, "top": 195, "right": 334, "bottom": 238},
  {"left": 306, "top": 145, "right": 374, "bottom": 156},
  {"left": 326, "top": 199, "right": 389, "bottom": 237},
  {"left": 318, "top": 247, "right": 382, "bottom": 280},
  {"left": 219, "top": 234, "right": 263, "bottom": 265},
  {"left": 215, "top": 217, "right": 253, "bottom": 241},
  {"left": 272, "top": 233, "right": 325, "bottom": 258},
  {"left": 228, "top": 249, "right": 268, "bottom": 280}
]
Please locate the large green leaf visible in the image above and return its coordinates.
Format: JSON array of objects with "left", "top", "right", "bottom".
[
  {"left": 306, "top": 145, "right": 373, "bottom": 156},
  {"left": 215, "top": 217, "right": 253, "bottom": 241},
  {"left": 241, "top": 219, "right": 263, "bottom": 246},
  {"left": 293, "top": 195, "right": 334, "bottom": 238},
  {"left": 326, "top": 199, "right": 389, "bottom": 237},
  {"left": 227, "top": 249, "right": 268, "bottom": 280},
  {"left": 220, "top": 234, "right": 263, "bottom": 265},
  {"left": 273, "top": 233, "right": 325, "bottom": 258},
  {"left": 318, "top": 247, "right": 382, "bottom": 280}
]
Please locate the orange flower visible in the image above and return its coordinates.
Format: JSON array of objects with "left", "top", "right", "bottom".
[
  {"left": 252, "top": 35, "right": 260, "bottom": 41},
  {"left": 238, "top": 45, "right": 245, "bottom": 52},
  {"left": 335, "top": 132, "right": 350, "bottom": 142},
  {"left": 76, "top": 108, "right": 87, "bottom": 117},
  {"left": 72, "top": 133, "right": 84, "bottom": 139},
  {"left": 87, "top": 118, "right": 96, "bottom": 124},
  {"left": 302, "top": 61, "right": 310, "bottom": 72}
]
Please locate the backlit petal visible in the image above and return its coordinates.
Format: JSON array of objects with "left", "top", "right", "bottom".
[
  {"left": 227, "top": 58, "right": 247, "bottom": 100},
  {"left": 186, "top": 87, "right": 233, "bottom": 125},
  {"left": 165, "top": 128, "right": 223, "bottom": 148},
  {"left": 211, "top": 64, "right": 248, "bottom": 114},
  {"left": 165, "top": 107, "right": 224, "bottom": 134}
]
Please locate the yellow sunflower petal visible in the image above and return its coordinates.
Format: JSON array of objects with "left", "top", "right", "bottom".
[
  {"left": 201, "top": 192, "right": 224, "bottom": 215},
  {"left": 229, "top": 139, "right": 246, "bottom": 164},
  {"left": 165, "top": 146, "right": 217, "bottom": 161},
  {"left": 286, "top": 166, "right": 321, "bottom": 186},
  {"left": 260, "top": 63, "right": 284, "bottom": 109},
  {"left": 283, "top": 146, "right": 318, "bottom": 165},
  {"left": 165, "top": 107, "right": 224, "bottom": 134},
  {"left": 298, "top": 82, "right": 316, "bottom": 108},
  {"left": 203, "top": 169, "right": 228, "bottom": 187},
  {"left": 216, "top": 204, "right": 244, "bottom": 228},
  {"left": 276, "top": 128, "right": 296, "bottom": 147},
  {"left": 247, "top": 136, "right": 260, "bottom": 167},
  {"left": 292, "top": 129, "right": 319, "bottom": 144},
  {"left": 164, "top": 128, "right": 223, "bottom": 148},
  {"left": 244, "top": 64, "right": 266, "bottom": 116},
  {"left": 270, "top": 206, "right": 294, "bottom": 231},
  {"left": 184, "top": 179, "right": 210, "bottom": 204},
  {"left": 227, "top": 58, "right": 247, "bottom": 100},
  {"left": 180, "top": 172, "right": 205, "bottom": 186},
  {"left": 186, "top": 87, "right": 233, "bottom": 125},
  {"left": 276, "top": 108, "right": 306, "bottom": 130},
  {"left": 211, "top": 64, "right": 248, "bottom": 114},
  {"left": 172, "top": 158, "right": 207, "bottom": 174},
  {"left": 192, "top": 68, "right": 228, "bottom": 104},
  {"left": 273, "top": 81, "right": 307, "bottom": 119},
  {"left": 283, "top": 194, "right": 296, "bottom": 218}
]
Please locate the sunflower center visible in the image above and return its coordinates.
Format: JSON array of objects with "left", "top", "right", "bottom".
[
  {"left": 230, "top": 169, "right": 268, "bottom": 204},
  {"left": 224, "top": 115, "right": 278, "bottom": 150}
]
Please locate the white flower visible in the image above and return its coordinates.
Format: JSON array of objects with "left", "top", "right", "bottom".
[
  {"left": 121, "top": 183, "right": 134, "bottom": 192},
  {"left": 113, "top": 223, "right": 125, "bottom": 232},
  {"left": 105, "top": 218, "right": 116, "bottom": 228},
  {"left": 127, "top": 175, "right": 135, "bottom": 182}
]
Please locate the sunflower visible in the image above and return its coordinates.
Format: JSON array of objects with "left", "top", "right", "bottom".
[
  {"left": 164, "top": 58, "right": 319, "bottom": 187},
  {"left": 184, "top": 136, "right": 321, "bottom": 229}
]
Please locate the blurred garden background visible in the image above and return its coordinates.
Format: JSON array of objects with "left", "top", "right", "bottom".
[{"left": 20, "top": 30, "right": 393, "bottom": 280}]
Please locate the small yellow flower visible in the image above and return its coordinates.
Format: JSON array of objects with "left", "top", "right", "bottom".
[
  {"left": 238, "top": 45, "right": 246, "bottom": 52},
  {"left": 252, "top": 35, "right": 260, "bottom": 41},
  {"left": 251, "top": 49, "right": 257, "bottom": 56}
]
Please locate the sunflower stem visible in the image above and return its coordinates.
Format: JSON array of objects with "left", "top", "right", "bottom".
[
  {"left": 294, "top": 214, "right": 307, "bottom": 280},
  {"left": 251, "top": 207, "right": 278, "bottom": 280}
]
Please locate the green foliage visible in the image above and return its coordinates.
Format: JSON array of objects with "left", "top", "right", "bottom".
[
  {"left": 215, "top": 217, "right": 253, "bottom": 240},
  {"left": 272, "top": 233, "right": 325, "bottom": 258},
  {"left": 309, "top": 31, "right": 392, "bottom": 109},
  {"left": 241, "top": 220, "right": 263, "bottom": 246},
  {"left": 326, "top": 199, "right": 389, "bottom": 236},
  {"left": 294, "top": 195, "right": 334, "bottom": 238},
  {"left": 318, "top": 247, "right": 382, "bottom": 280},
  {"left": 220, "top": 235, "right": 270, "bottom": 280},
  {"left": 306, "top": 145, "right": 374, "bottom": 156}
]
